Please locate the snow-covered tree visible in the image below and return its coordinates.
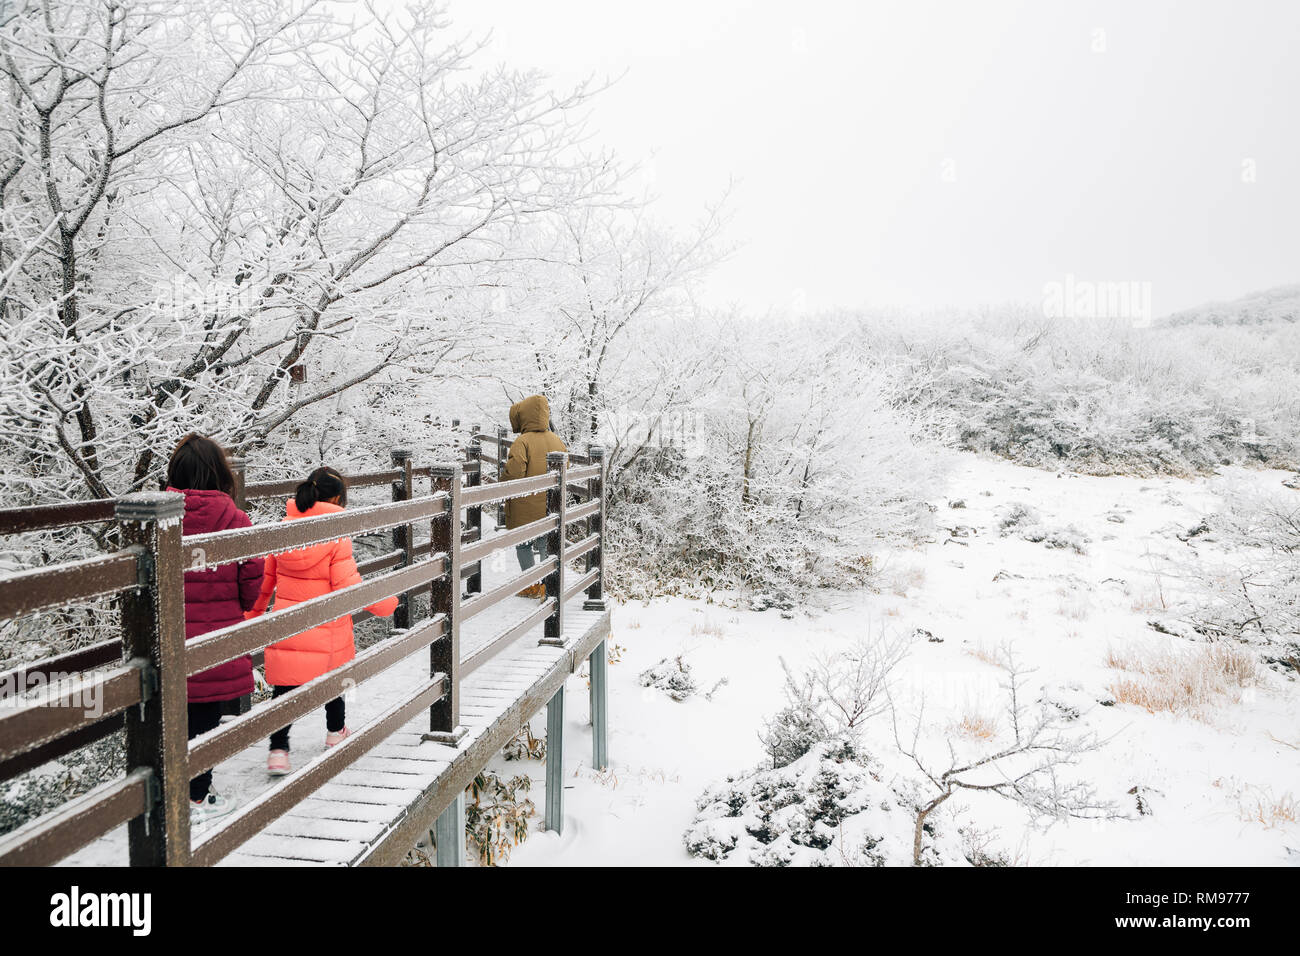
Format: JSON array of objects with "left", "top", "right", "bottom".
[
  {"left": 606, "top": 313, "right": 948, "bottom": 598},
  {"left": 0, "top": 0, "right": 611, "bottom": 509}
]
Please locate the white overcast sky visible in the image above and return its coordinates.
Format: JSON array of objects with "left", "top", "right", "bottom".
[{"left": 442, "top": 0, "right": 1300, "bottom": 318}]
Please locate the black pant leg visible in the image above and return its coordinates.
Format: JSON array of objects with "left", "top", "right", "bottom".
[
  {"left": 269, "top": 684, "right": 295, "bottom": 751},
  {"left": 325, "top": 696, "right": 346, "bottom": 733},
  {"left": 187, "top": 700, "right": 224, "bottom": 801}
]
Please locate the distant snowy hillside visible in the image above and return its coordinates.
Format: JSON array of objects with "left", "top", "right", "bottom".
[{"left": 1160, "top": 284, "right": 1300, "bottom": 327}]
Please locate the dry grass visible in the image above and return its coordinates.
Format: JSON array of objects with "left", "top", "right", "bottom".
[
  {"left": 951, "top": 708, "right": 999, "bottom": 741},
  {"left": 690, "top": 620, "right": 725, "bottom": 638},
  {"left": 1058, "top": 595, "right": 1091, "bottom": 621},
  {"left": 1104, "top": 647, "right": 1137, "bottom": 671},
  {"left": 884, "top": 565, "right": 927, "bottom": 597},
  {"left": 1106, "top": 641, "right": 1259, "bottom": 717},
  {"left": 1237, "top": 788, "right": 1298, "bottom": 828},
  {"left": 1215, "top": 778, "right": 1299, "bottom": 828},
  {"left": 965, "top": 644, "right": 1008, "bottom": 668},
  {"left": 1130, "top": 590, "right": 1168, "bottom": 613},
  {"left": 403, "top": 846, "right": 434, "bottom": 866}
]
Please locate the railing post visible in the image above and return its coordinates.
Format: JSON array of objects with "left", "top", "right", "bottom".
[
  {"left": 539, "top": 452, "right": 567, "bottom": 648},
  {"left": 434, "top": 792, "right": 465, "bottom": 866},
  {"left": 584, "top": 445, "right": 606, "bottom": 611},
  {"left": 116, "top": 492, "right": 190, "bottom": 866},
  {"left": 584, "top": 447, "right": 607, "bottom": 766},
  {"left": 425, "top": 463, "right": 466, "bottom": 746},
  {"left": 390, "top": 447, "right": 416, "bottom": 630},
  {"left": 495, "top": 425, "right": 508, "bottom": 532},
  {"left": 544, "top": 686, "right": 565, "bottom": 834},
  {"left": 590, "top": 640, "right": 608, "bottom": 770},
  {"left": 464, "top": 436, "right": 483, "bottom": 596}
]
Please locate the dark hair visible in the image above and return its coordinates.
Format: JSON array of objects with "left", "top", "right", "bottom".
[
  {"left": 295, "top": 466, "right": 348, "bottom": 513},
  {"left": 167, "top": 433, "right": 236, "bottom": 496}
]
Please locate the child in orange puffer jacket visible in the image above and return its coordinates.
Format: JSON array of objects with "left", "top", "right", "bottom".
[{"left": 246, "top": 466, "right": 398, "bottom": 776}]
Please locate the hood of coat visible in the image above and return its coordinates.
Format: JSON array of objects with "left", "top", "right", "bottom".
[
  {"left": 168, "top": 487, "right": 242, "bottom": 534},
  {"left": 275, "top": 499, "right": 345, "bottom": 574},
  {"left": 510, "top": 394, "right": 551, "bottom": 434}
]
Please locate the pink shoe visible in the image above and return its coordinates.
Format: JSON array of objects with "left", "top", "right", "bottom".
[
  {"left": 267, "top": 749, "right": 291, "bottom": 776},
  {"left": 325, "top": 726, "right": 351, "bottom": 747}
]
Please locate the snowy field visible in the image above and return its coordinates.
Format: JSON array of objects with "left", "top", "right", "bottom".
[{"left": 504, "top": 453, "right": 1300, "bottom": 867}]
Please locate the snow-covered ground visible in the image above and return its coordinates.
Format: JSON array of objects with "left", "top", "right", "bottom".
[{"left": 505, "top": 453, "right": 1300, "bottom": 867}]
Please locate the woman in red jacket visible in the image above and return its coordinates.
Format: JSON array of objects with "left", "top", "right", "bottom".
[
  {"left": 166, "top": 434, "right": 264, "bottom": 823},
  {"left": 247, "top": 467, "right": 398, "bottom": 776}
]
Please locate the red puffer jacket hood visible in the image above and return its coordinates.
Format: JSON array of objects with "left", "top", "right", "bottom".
[{"left": 171, "top": 488, "right": 264, "bottom": 703}]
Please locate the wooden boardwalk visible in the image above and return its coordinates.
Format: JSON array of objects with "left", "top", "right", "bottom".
[
  {"left": 61, "top": 592, "right": 610, "bottom": 867},
  {"left": 227, "top": 600, "right": 610, "bottom": 866},
  {"left": 0, "top": 437, "right": 616, "bottom": 867}
]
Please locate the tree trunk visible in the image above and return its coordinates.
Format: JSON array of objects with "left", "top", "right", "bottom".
[
  {"left": 913, "top": 791, "right": 951, "bottom": 865},
  {"left": 742, "top": 417, "right": 757, "bottom": 506}
]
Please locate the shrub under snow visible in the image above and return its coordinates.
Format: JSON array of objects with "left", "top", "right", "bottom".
[
  {"left": 604, "top": 317, "right": 948, "bottom": 602},
  {"left": 1183, "top": 486, "right": 1300, "bottom": 662},
  {"left": 683, "top": 737, "right": 968, "bottom": 867},
  {"left": 998, "top": 501, "right": 1091, "bottom": 554},
  {"left": 638, "top": 656, "right": 699, "bottom": 701},
  {"left": 862, "top": 309, "right": 1300, "bottom": 476}
]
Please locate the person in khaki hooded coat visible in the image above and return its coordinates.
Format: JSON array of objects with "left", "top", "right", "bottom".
[{"left": 504, "top": 395, "right": 567, "bottom": 591}]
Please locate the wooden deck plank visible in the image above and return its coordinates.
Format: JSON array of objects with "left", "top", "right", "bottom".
[
  {"left": 351, "top": 754, "right": 449, "bottom": 775},
  {"left": 475, "top": 663, "right": 553, "bottom": 678},
  {"left": 334, "top": 768, "right": 443, "bottom": 790},
  {"left": 232, "top": 834, "right": 367, "bottom": 864},
  {"left": 475, "top": 665, "right": 554, "bottom": 680},
  {"left": 485, "top": 650, "right": 561, "bottom": 664},
  {"left": 374, "top": 733, "right": 431, "bottom": 748},
  {"left": 461, "top": 690, "right": 524, "bottom": 707},
  {"left": 262, "top": 815, "right": 385, "bottom": 843},
  {"left": 473, "top": 679, "right": 537, "bottom": 693},
  {"left": 314, "top": 783, "right": 423, "bottom": 807},
  {"left": 461, "top": 695, "right": 528, "bottom": 710},
  {"left": 217, "top": 852, "right": 336, "bottom": 867},
  {"left": 294, "top": 799, "right": 407, "bottom": 823}
]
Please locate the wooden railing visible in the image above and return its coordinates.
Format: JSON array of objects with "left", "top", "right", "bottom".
[{"left": 0, "top": 432, "right": 607, "bottom": 866}]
